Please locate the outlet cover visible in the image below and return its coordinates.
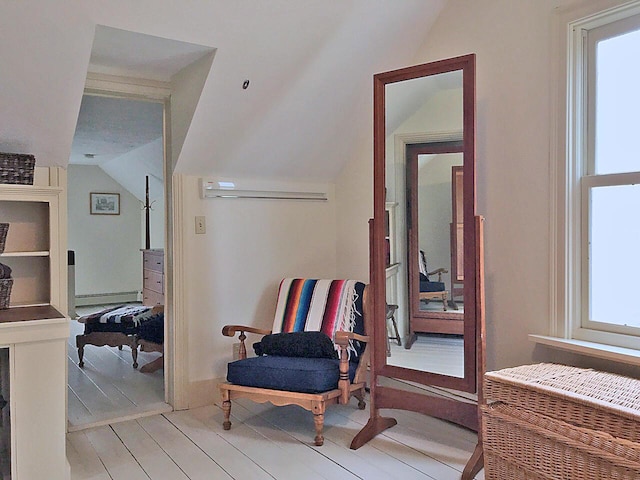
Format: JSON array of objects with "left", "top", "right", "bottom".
[{"left": 195, "top": 216, "right": 206, "bottom": 234}]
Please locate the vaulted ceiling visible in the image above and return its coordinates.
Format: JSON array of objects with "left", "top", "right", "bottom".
[{"left": 0, "top": 0, "right": 447, "bottom": 182}]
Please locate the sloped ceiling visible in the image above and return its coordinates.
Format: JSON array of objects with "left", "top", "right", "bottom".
[{"left": 0, "top": 0, "right": 447, "bottom": 182}]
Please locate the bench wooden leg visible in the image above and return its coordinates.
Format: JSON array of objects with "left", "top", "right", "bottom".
[
  {"left": 129, "top": 337, "right": 138, "bottom": 369},
  {"left": 75, "top": 332, "right": 139, "bottom": 368},
  {"left": 77, "top": 342, "right": 85, "bottom": 368}
]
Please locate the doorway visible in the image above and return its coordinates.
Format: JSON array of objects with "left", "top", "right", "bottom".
[{"left": 67, "top": 92, "right": 171, "bottom": 430}]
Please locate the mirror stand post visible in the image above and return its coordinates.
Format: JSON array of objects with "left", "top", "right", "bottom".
[
  {"left": 350, "top": 219, "right": 398, "bottom": 450},
  {"left": 461, "top": 215, "right": 486, "bottom": 479},
  {"left": 353, "top": 216, "right": 486, "bottom": 480}
]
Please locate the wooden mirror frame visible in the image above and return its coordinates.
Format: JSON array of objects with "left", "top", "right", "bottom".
[{"left": 352, "top": 54, "right": 485, "bottom": 479}]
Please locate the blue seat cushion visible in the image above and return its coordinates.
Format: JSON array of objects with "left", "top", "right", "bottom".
[
  {"left": 227, "top": 356, "right": 359, "bottom": 394},
  {"left": 420, "top": 280, "right": 446, "bottom": 292}
]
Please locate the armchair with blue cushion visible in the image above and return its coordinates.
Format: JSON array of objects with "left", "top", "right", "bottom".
[
  {"left": 419, "top": 250, "right": 448, "bottom": 311},
  {"left": 218, "top": 278, "right": 370, "bottom": 446}
]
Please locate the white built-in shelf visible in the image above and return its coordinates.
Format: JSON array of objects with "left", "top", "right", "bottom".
[
  {"left": 0, "top": 305, "right": 64, "bottom": 324},
  {"left": 0, "top": 168, "right": 69, "bottom": 479},
  {"left": 386, "top": 263, "right": 400, "bottom": 277}
]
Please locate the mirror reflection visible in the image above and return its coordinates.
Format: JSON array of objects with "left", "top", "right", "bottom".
[{"left": 384, "top": 69, "right": 465, "bottom": 377}]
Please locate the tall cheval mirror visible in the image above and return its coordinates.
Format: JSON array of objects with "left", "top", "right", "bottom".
[{"left": 352, "top": 54, "right": 485, "bottom": 479}]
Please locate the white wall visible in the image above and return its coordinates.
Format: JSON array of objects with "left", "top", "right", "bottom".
[
  {"left": 101, "top": 138, "right": 165, "bottom": 250},
  {"left": 180, "top": 176, "right": 338, "bottom": 387},
  {"left": 68, "top": 165, "right": 142, "bottom": 297},
  {"left": 336, "top": 0, "right": 635, "bottom": 374}
]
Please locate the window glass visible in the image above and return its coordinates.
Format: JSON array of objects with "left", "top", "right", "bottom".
[
  {"left": 589, "top": 184, "right": 640, "bottom": 329},
  {"left": 594, "top": 28, "right": 640, "bottom": 175}
]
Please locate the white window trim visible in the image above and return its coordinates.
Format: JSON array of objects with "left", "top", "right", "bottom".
[{"left": 533, "top": 0, "right": 640, "bottom": 363}]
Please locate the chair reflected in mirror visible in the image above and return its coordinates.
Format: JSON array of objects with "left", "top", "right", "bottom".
[
  {"left": 418, "top": 250, "right": 448, "bottom": 311},
  {"left": 385, "top": 303, "right": 401, "bottom": 356}
]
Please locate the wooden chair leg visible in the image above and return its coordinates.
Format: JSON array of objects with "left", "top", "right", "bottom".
[
  {"left": 313, "top": 412, "right": 324, "bottom": 446},
  {"left": 312, "top": 400, "right": 326, "bottom": 446},
  {"left": 354, "top": 389, "right": 366, "bottom": 410},
  {"left": 221, "top": 390, "right": 232, "bottom": 430}
]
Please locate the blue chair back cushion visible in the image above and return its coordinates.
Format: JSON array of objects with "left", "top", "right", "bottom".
[{"left": 227, "top": 356, "right": 358, "bottom": 394}]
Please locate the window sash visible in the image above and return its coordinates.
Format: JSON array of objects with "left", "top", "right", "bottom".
[
  {"left": 581, "top": 173, "right": 640, "bottom": 337},
  {"left": 561, "top": 1, "right": 640, "bottom": 349}
]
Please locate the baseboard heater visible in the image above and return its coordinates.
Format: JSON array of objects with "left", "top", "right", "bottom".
[{"left": 75, "top": 291, "right": 140, "bottom": 307}]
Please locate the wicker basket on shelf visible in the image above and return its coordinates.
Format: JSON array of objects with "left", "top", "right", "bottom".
[
  {"left": 0, "top": 223, "right": 7, "bottom": 254},
  {"left": 0, "top": 153, "right": 35, "bottom": 185},
  {"left": 0, "top": 278, "right": 12, "bottom": 309}
]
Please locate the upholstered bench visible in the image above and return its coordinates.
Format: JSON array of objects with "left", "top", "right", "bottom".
[{"left": 76, "top": 304, "right": 163, "bottom": 369}]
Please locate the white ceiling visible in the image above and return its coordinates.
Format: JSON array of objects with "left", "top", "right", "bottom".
[
  {"left": 0, "top": 1, "right": 448, "bottom": 181},
  {"left": 70, "top": 25, "right": 214, "bottom": 167},
  {"left": 70, "top": 95, "right": 164, "bottom": 166},
  {"left": 89, "top": 26, "right": 214, "bottom": 82}
]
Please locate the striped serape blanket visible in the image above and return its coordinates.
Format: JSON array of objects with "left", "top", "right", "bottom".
[
  {"left": 78, "top": 304, "right": 154, "bottom": 327},
  {"left": 271, "top": 279, "right": 363, "bottom": 357}
]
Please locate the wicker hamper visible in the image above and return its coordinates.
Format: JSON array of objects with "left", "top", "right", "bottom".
[
  {"left": 0, "top": 153, "right": 35, "bottom": 185},
  {"left": 482, "top": 403, "right": 640, "bottom": 480},
  {"left": 0, "top": 278, "right": 12, "bottom": 309},
  {"left": 484, "top": 363, "right": 640, "bottom": 443},
  {"left": 0, "top": 223, "right": 7, "bottom": 254}
]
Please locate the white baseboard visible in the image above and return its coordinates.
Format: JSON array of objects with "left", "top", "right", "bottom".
[
  {"left": 189, "top": 377, "right": 224, "bottom": 409},
  {"left": 75, "top": 291, "right": 140, "bottom": 306}
]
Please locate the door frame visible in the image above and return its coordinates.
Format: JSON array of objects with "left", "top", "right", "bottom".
[{"left": 83, "top": 72, "right": 188, "bottom": 410}]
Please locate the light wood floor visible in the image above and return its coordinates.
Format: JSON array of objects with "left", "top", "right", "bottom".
[
  {"left": 387, "top": 334, "right": 464, "bottom": 378},
  {"left": 67, "top": 397, "right": 484, "bottom": 480},
  {"left": 67, "top": 309, "right": 168, "bottom": 431}
]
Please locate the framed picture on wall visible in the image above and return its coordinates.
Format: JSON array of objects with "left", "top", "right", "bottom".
[{"left": 90, "top": 192, "right": 120, "bottom": 215}]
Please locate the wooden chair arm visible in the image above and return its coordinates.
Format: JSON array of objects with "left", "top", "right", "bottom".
[
  {"left": 335, "top": 330, "right": 370, "bottom": 405},
  {"left": 427, "top": 267, "right": 448, "bottom": 282},
  {"left": 221, "top": 325, "right": 271, "bottom": 360},
  {"left": 221, "top": 325, "right": 272, "bottom": 337},
  {"left": 335, "top": 331, "right": 370, "bottom": 345}
]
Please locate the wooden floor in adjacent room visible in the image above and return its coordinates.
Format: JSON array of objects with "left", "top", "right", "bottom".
[
  {"left": 67, "top": 397, "right": 485, "bottom": 480},
  {"left": 67, "top": 309, "right": 169, "bottom": 431}
]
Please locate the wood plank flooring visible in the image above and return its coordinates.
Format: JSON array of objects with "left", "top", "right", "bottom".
[
  {"left": 67, "top": 310, "right": 168, "bottom": 431},
  {"left": 67, "top": 398, "right": 485, "bottom": 479},
  {"left": 387, "top": 334, "right": 464, "bottom": 378}
]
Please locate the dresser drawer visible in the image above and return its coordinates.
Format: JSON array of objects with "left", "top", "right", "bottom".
[
  {"left": 142, "top": 288, "right": 164, "bottom": 307},
  {"left": 143, "top": 251, "right": 163, "bottom": 272},
  {"left": 143, "top": 269, "right": 164, "bottom": 294}
]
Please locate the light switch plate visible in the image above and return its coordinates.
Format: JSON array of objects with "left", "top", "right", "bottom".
[{"left": 195, "top": 215, "right": 206, "bottom": 234}]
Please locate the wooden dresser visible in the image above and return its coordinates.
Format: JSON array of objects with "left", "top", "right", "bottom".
[{"left": 142, "top": 249, "right": 164, "bottom": 306}]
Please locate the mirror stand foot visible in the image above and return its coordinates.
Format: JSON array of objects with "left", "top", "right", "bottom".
[
  {"left": 350, "top": 415, "right": 397, "bottom": 450},
  {"left": 461, "top": 442, "right": 483, "bottom": 480},
  {"left": 404, "top": 333, "right": 417, "bottom": 349}
]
